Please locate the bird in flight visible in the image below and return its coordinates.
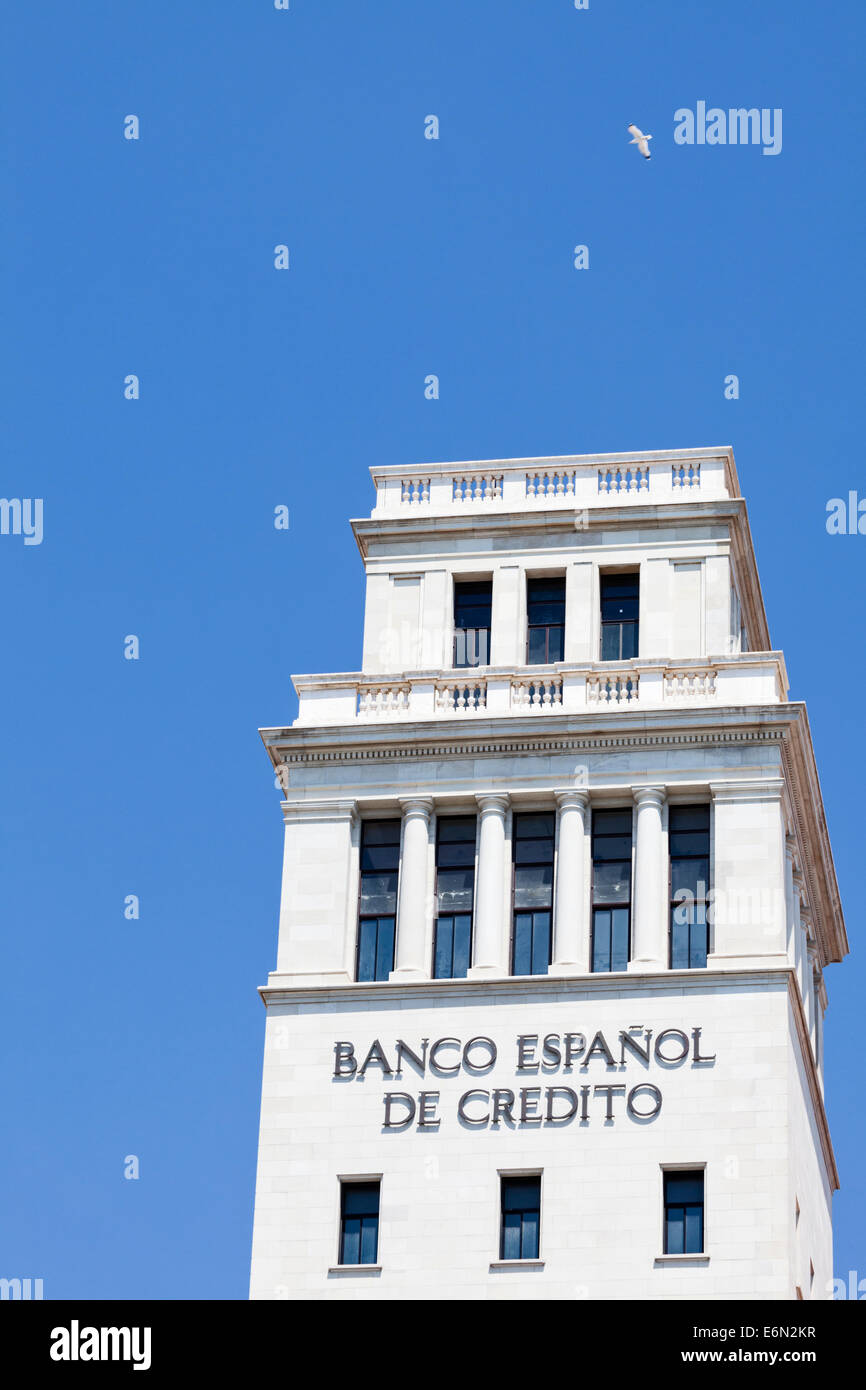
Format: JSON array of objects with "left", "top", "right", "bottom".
[{"left": 627, "top": 123, "right": 652, "bottom": 159}]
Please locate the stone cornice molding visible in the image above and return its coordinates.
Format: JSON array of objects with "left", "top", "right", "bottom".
[{"left": 280, "top": 798, "right": 357, "bottom": 825}]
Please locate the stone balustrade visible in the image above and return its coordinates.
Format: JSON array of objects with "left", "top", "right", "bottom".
[
  {"left": 369, "top": 449, "right": 734, "bottom": 518},
  {"left": 291, "top": 654, "right": 787, "bottom": 726}
]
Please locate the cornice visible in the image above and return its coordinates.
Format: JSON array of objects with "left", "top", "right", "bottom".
[{"left": 262, "top": 705, "right": 794, "bottom": 767}]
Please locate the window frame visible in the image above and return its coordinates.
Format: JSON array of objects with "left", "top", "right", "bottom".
[
  {"left": 590, "top": 805, "right": 634, "bottom": 973},
  {"left": 432, "top": 813, "right": 478, "bottom": 980},
  {"left": 510, "top": 811, "right": 556, "bottom": 977},
  {"left": 355, "top": 817, "right": 402, "bottom": 983},
  {"left": 452, "top": 577, "right": 493, "bottom": 670},
  {"left": 525, "top": 574, "right": 566, "bottom": 666},
  {"left": 668, "top": 802, "right": 712, "bottom": 970},
  {"left": 661, "top": 1166, "right": 706, "bottom": 1256},
  {"left": 498, "top": 1172, "right": 543, "bottom": 1262},
  {"left": 337, "top": 1176, "right": 382, "bottom": 1268},
  {"left": 599, "top": 569, "right": 640, "bottom": 663}
]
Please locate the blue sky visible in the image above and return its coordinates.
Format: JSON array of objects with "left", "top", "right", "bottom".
[{"left": 2, "top": 1, "right": 863, "bottom": 1297}]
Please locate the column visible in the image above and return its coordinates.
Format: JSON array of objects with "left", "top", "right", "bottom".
[
  {"left": 784, "top": 834, "right": 796, "bottom": 957},
  {"left": 629, "top": 786, "right": 667, "bottom": 971},
  {"left": 550, "top": 789, "right": 590, "bottom": 974},
  {"left": 391, "top": 797, "right": 434, "bottom": 981},
  {"left": 469, "top": 793, "right": 509, "bottom": 976}
]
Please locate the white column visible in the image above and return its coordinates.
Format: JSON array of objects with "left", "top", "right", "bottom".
[
  {"left": 469, "top": 793, "right": 509, "bottom": 977},
  {"left": 784, "top": 834, "right": 796, "bottom": 957},
  {"left": 391, "top": 797, "right": 433, "bottom": 981},
  {"left": 629, "top": 786, "right": 667, "bottom": 971},
  {"left": 550, "top": 790, "right": 590, "bottom": 974}
]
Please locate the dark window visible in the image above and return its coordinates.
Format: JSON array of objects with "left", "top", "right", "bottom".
[
  {"left": 500, "top": 1176, "right": 541, "bottom": 1260},
  {"left": 434, "top": 815, "right": 477, "bottom": 979},
  {"left": 600, "top": 572, "right": 639, "bottom": 661},
  {"left": 526, "top": 577, "right": 565, "bottom": 665},
  {"left": 664, "top": 1171, "right": 704, "bottom": 1255},
  {"left": 592, "top": 808, "right": 632, "bottom": 972},
  {"left": 512, "top": 813, "right": 555, "bottom": 976},
  {"left": 454, "top": 580, "right": 492, "bottom": 668},
  {"left": 669, "top": 805, "right": 710, "bottom": 969},
  {"left": 357, "top": 820, "right": 400, "bottom": 982},
  {"left": 339, "top": 1181, "right": 380, "bottom": 1265}
]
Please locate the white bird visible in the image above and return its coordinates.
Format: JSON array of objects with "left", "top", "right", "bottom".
[{"left": 627, "top": 123, "right": 652, "bottom": 159}]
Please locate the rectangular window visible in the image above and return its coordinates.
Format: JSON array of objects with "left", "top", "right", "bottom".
[
  {"left": 512, "top": 813, "right": 555, "bottom": 975},
  {"left": 600, "top": 572, "right": 639, "bottom": 661},
  {"left": 591, "top": 808, "right": 632, "bottom": 972},
  {"left": 669, "top": 805, "right": 710, "bottom": 969},
  {"left": 357, "top": 820, "right": 401, "bottom": 982},
  {"left": 453, "top": 579, "right": 492, "bottom": 668},
  {"left": 526, "top": 576, "right": 565, "bottom": 664},
  {"left": 434, "top": 815, "right": 477, "bottom": 979},
  {"left": 500, "top": 1176, "right": 541, "bottom": 1260},
  {"left": 663, "top": 1170, "right": 704, "bottom": 1255},
  {"left": 339, "top": 1180, "right": 380, "bottom": 1265}
]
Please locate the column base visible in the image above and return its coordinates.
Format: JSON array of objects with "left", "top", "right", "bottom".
[
  {"left": 548, "top": 961, "right": 587, "bottom": 977},
  {"left": 388, "top": 967, "right": 430, "bottom": 983},
  {"left": 627, "top": 957, "right": 665, "bottom": 974},
  {"left": 467, "top": 964, "right": 507, "bottom": 980}
]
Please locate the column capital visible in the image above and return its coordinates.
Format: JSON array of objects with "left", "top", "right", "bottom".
[
  {"left": 475, "top": 792, "right": 509, "bottom": 815},
  {"left": 555, "top": 787, "right": 590, "bottom": 812},
  {"left": 633, "top": 785, "right": 666, "bottom": 808},
  {"left": 398, "top": 796, "right": 434, "bottom": 820}
]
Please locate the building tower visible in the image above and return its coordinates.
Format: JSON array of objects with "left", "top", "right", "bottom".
[{"left": 249, "top": 447, "right": 846, "bottom": 1301}]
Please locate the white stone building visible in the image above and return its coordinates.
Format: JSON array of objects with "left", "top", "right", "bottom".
[{"left": 249, "top": 447, "right": 847, "bottom": 1301}]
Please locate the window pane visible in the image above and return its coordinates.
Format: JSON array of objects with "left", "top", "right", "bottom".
[
  {"left": 527, "top": 578, "right": 565, "bottom": 620},
  {"left": 436, "top": 867, "right": 475, "bottom": 911},
  {"left": 359, "top": 1215, "right": 379, "bottom": 1265},
  {"left": 669, "top": 829, "right": 710, "bottom": 857},
  {"left": 454, "top": 581, "right": 492, "bottom": 626},
  {"left": 341, "top": 1217, "right": 361, "bottom": 1265},
  {"left": 592, "top": 860, "right": 631, "bottom": 903},
  {"left": 685, "top": 1206, "right": 703, "bottom": 1254},
  {"left": 531, "top": 911, "right": 551, "bottom": 975},
  {"left": 359, "top": 872, "right": 398, "bottom": 915},
  {"left": 547, "top": 626, "right": 565, "bottom": 662},
  {"left": 438, "top": 816, "right": 477, "bottom": 844},
  {"left": 671, "top": 858, "right": 709, "bottom": 899},
  {"left": 665, "top": 1208, "right": 684, "bottom": 1255},
  {"left": 665, "top": 1173, "right": 703, "bottom": 1205},
  {"left": 689, "top": 917, "right": 708, "bottom": 969},
  {"left": 514, "top": 864, "right": 553, "bottom": 909},
  {"left": 527, "top": 627, "right": 547, "bottom": 665},
  {"left": 611, "top": 908, "right": 629, "bottom": 970},
  {"left": 592, "top": 909, "right": 611, "bottom": 972},
  {"left": 671, "top": 918, "right": 690, "bottom": 969},
  {"left": 600, "top": 623, "right": 621, "bottom": 661},
  {"left": 374, "top": 917, "right": 395, "bottom": 980},
  {"left": 514, "top": 813, "right": 555, "bottom": 841},
  {"left": 342, "top": 1182, "right": 380, "bottom": 1217},
  {"left": 600, "top": 573, "right": 639, "bottom": 617},
  {"left": 502, "top": 1177, "right": 541, "bottom": 1212},
  {"left": 520, "top": 1210, "right": 539, "bottom": 1259},
  {"left": 513, "top": 913, "right": 533, "bottom": 975},
  {"left": 593, "top": 809, "right": 633, "bottom": 836},
  {"left": 620, "top": 621, "right": 639, "bottom": 660},
  {"left": 361, "top": 820, "right": 401, "bottom": 847},
  {"left": 502, "top": 1211, "right": 521, "bottom": 1261},
  {"left": 357, "top": 919, "right": 378, "bottom": 982},
  {"left": 669, "top": 806, "right": 710, "bottom": 833},
  {"left": 360, "top": 844, "right": 400, "bottom": 872},
  {"left": 592, "top": 833, "right": 633, "bottom": 862},
  {"left": 454, "top": 627, "right": 489, "bottom": 668},
  {"left": 452, "top": 914, "right": 472, "bottom": 978},
  {"left": 433, "top": 917, "right": 454, "bottom": 979}
]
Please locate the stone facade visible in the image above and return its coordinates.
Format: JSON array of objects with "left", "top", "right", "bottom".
[{"left": 249, "top": 448, "right": 846, "bottom": 1301}]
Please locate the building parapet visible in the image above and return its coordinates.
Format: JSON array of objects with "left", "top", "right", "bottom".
[
  {"left": 369, "top": 448, "right": 737, "bottom": 519},
  {"left": 291, "top": 653, "right": 788, "bottom": 726}
]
